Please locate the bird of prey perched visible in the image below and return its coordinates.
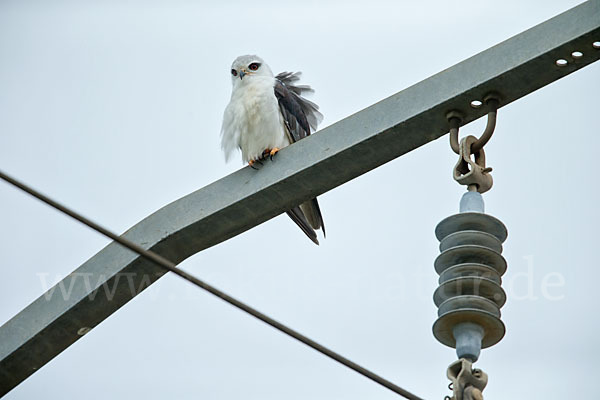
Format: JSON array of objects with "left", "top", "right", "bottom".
[{"left": 220, "top": 55, "right": 325, "bottom": 245}]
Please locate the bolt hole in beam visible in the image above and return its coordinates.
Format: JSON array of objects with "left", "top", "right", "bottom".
[
  {"left": 470, "top": 100, "right": 483, "bottom": 108},
  {"left": 556, "top": 58, "right": 568, "bottom": 67},
  {"left": 571, "top": 51, "right": 584, "bottom": 59},
  {"left": 1, "top": 1, "right": 600, "bottom": 397}
]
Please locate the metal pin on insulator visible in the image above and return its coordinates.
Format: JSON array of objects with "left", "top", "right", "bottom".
[{"left": 432, "top": 191, "right": 508, "bottom": 362}]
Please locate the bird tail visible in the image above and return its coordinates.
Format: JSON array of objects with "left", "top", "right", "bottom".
[
  {"left": 286, "top": 197, "right": 325, "bottom": 245},
  {"left": 299, "top": 198, "right": 326, "bottom": 238},
  {"left": 286, "top": 205, "right": 319, "bottom": 245}
]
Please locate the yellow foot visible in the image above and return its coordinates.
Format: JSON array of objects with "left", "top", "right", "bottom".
[
  {"left": 261, "top": 149, "right": 271, "bottom": 159},
  {"left": 269, "top": 147, "right": 280, "bottom": 160},
  {"left": 248, "top": 159, "right": 260, "bottom": 170}
]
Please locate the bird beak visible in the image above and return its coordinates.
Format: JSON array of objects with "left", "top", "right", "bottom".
[{"left": 239, "top": 70, "right": 246, "bottom": 80}]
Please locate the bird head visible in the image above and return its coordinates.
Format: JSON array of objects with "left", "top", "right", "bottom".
[{"left": 229, "top": 55, "right": 274, "bottom": 88}]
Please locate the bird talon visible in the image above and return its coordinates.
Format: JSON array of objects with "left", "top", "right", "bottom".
[
  {"left": 248, "top": 160, "right": 259, "bottom": 170},
  {"left": 269, "top": 147, "right": 280, "bottom": 161}
]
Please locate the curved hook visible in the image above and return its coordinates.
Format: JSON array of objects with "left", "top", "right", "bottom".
[
  {"left": 448, "top": 114, "right": 462, "bottom": 154},
  {"left": 471, "top": 97, "right": 499, "bottom": 153},
  {"left": 447, "top": 94, "right": 500, "bottom": 155}
]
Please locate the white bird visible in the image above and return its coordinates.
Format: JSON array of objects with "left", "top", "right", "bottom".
[{"left": 221, "top": 55, "right": 325, "bottom": 245}]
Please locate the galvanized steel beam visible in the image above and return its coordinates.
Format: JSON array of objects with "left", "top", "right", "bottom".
[{"left": 1, "top": 1, "right": 599, "bottom": 395}]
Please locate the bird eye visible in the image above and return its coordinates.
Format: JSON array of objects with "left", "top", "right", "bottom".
[
  {"left": 248, "top": 63, "right": 260, "bottom": 71},
  {"left": 231, "top": 69, "right": 238, "bottom": 76}
]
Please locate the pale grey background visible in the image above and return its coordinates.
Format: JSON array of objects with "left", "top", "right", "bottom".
[{"left": 1, "top": 1, "right": 598, "bottom": 399}]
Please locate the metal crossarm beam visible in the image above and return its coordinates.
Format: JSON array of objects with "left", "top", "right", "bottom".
[{"left": 1, "top": 1, "right": 599, "bottom": 395}]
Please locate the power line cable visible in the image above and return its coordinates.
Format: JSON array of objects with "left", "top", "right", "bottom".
[{"left": 0, "top": 169, "right": 425, "bottom": 400}]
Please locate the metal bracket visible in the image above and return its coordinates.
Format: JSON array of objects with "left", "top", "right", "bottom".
[
  {"left": 447, "top": 93, "right": 500, "bottom": 156},
  {"left": 445, "top": 358, "right": 488, "bottom": 400}
]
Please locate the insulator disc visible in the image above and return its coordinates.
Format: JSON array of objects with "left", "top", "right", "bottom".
[
  {"left": 437, "top": 295, "right": 501, "bottom": 317},
  {"left": 438, "top": 263, "right": 501, "bottom": 285},
  {"left": 433, "top": 276, "right": 506, "bottom": 307},
  {"left": 434, "top": 245, "right": 507, "bottom": 276},
  {"left": 439, "top": 230, "right": 503, "bottom": 253},
  {"left": 435, "top": 212, "right": 507, "bottom": 243},
  {"left": 433, "top": 309, "right": 505, "bottom": 349}
]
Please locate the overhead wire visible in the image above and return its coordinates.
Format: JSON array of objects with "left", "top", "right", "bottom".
[{"left": 0, "top": 169, "right": 426, "bottom": 400}]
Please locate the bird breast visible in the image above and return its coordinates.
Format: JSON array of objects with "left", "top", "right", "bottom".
[{"left": 232, "top": 77, "right": 290, "bottom": 162}]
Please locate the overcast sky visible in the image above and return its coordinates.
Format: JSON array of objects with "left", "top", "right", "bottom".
[{"left": 1, "top": 1, "right": 599, "bottom": 399}]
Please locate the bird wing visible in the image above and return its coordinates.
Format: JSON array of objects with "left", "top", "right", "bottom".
[
  {"left": 274, "top": 72, "right": 326, "bottom": 239},
  {"left": 274, "top": 71, "right": 323, "bottom": 143}
]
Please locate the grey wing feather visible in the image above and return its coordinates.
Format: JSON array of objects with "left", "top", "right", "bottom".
[
  {"left": 274, "top": 71, "right": 326, "bottom": 242},
  {"left": 274, "top": 71, "right": 323, "bottom": 142}
]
